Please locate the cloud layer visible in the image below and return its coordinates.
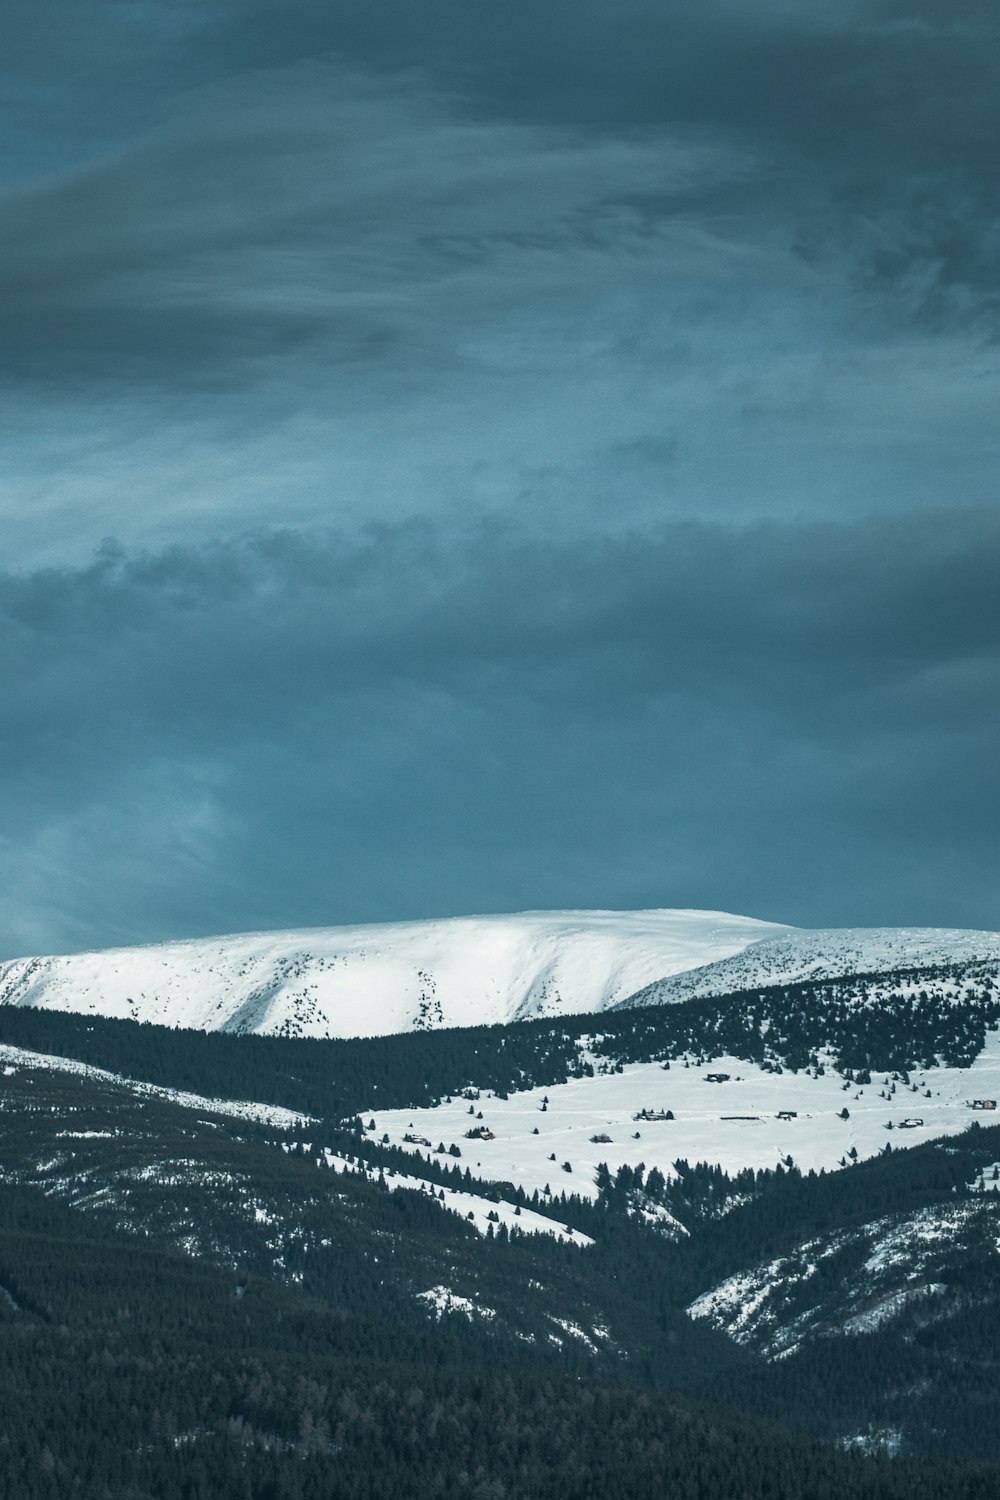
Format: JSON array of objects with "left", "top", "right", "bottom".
[
  {"left": 5, "top": 1, "right": 1000, "bottom": 558},
  {"left": 1, "top": 511, "right": 996, "bottom": 952},
  {"left": 2, "top": 2, "right": 998, "bottom": 948}
]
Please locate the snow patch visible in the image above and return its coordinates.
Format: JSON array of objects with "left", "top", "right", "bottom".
[
  {"left": 0, "top": 1043, "right": 312, "bottom": 1129},
  {"left": 315, "top": 1150, "right": 592, "bottom": 1246},
  {"left": 417, "top": 1286, "right": 496, "bottom": 1322}
]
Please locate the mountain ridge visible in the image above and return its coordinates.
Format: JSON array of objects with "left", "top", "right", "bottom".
[
  {"left": 0, "top": 907, "right": 793, "bottom": 1037},
  {"left": 4, "top": 909, "right": 1000, "bottom": 1040},
  {"left": 616, "top": 925, "right": 1000, "bottom": 1011}
]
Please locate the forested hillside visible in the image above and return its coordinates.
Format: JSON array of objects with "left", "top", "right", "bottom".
[
  {"left": 1, "top": 958, "right": 996, "bottom": 1122},
  {"left": 4, "top": 1032, "right": 1000, "bottom": 1476},
  {"left": 8, "top": 1177, "right": 1000, "bottom": 1500},
  {"left": 3, "top": 959, "right": 1000, "bottom": 1492}
]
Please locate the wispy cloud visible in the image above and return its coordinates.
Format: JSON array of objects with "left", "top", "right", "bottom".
[{"left": 2, "top": 2, "right": 998, "bottom": 945}]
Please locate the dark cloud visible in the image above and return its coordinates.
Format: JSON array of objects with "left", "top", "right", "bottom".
[
  {"left": 1, "top": 4, "right": 998, "bottom": 947},
  {"left": 0, "top": 58, "right": 741, "bottom": 381},
  {"left": 0, "top": 511, "right": 996, "bottom": 952}
]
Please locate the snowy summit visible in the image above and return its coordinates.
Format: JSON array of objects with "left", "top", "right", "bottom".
[
  {"left": 2, "top": 909, "right": 999, "bottom": 1043},
  {"left": 0, "top": 908, "right": 792, "bottom": 1039}
]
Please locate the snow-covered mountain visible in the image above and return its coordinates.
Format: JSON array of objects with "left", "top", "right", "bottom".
[
  {"left": 615, "top": 926, "right": 1000, "bottom": 1011},
  {"left": 0, "top": 908, "right": 792, "bottom": 1039},
  {"left": 4, "top": 910, "right": 1000, "bottom": 1041}
]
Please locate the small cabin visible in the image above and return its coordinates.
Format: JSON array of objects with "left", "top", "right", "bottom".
[
  {"left": 971, "top": 1099, "right": 998, "bottom": 1110},
  {"left": 899, "top": 1118, "right": 924, "bottom": 1129},
  {"left": 632, "top": 1108, "right": 673, "bottom": 1121},
  {"left": 704, "top": 1073, "right": 731, "bottom": 1084},
  {"left": 776, "top": 1110, "right": 798, "bottom": 1120},
  {"left": 465, "top": 1126, "right": 495, "bottom": 1141}
]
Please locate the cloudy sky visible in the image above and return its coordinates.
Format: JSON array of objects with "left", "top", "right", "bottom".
[{"left": 2, "top": 0, "right": 998, "bottom": 953}]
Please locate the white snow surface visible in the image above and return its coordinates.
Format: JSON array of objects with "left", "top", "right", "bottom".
[
  {"left": 0, "top": 909, "right": 793, "bottom": 1038},
  {"left": 618, "top": 926, "right": 1000, "bottom": 1009},
  {"left": 366, "top": 1029, "right": 1000, "bottom": 1202},
  {"left": 416, "top": 1286, "right": 497, "bottom": 1321}
]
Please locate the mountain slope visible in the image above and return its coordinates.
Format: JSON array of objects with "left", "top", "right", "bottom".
[
  {"left": 689, "top": 1193, "right": 1000, "bottom": 1360},
  {"left": 6, "top": 1006, "right": 1000, "bottom": 1474},
  {"left": 617, "top": 927, "right": 1000, "bottom": 1010},
  {"left": 6, "top": 962, "right": 1000, "bottom": 1474},
  {"left": 8, "top": 1170, "right": 996, "bottom": 1500},
  {"left": 678, "top": 1126, "right": 1000, "bottom": 1461},
  {"left": 0, "top": 908, "right": 791, "bottom": 1038}
]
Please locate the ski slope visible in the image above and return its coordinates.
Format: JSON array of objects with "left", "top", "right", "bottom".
[
  {"left": 617, "top": 926, "right": 1000, "bottom": 1010},
  {"left": 0, "top": 909, "right": 791, "bottom": 1038}
]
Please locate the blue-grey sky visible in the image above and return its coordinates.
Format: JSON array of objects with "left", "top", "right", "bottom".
[{"left": 2, "top": 0, "right": 998, "bottom": 953}]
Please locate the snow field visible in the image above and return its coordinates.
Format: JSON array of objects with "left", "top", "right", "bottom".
[{"left": 363, "top": 1032, "right": 1000, "bottom": 1200}]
